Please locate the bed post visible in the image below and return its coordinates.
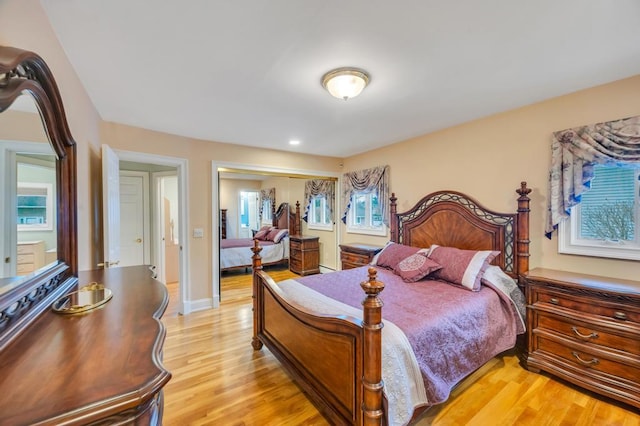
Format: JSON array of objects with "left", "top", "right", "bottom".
[
  {"left": 361, "top": 267, "right": 385, "bottom": 425},
  {"left": 251, "top": 240, "right": 264, "bottom": 350},
  {"left": 295, "top": 201, "right": 301, "bottom": 235},
  {"left": 389, "top": 193, "right": 398, "bottom": 243},
  {"left": 515, "top": 182, "right": 531, "bottom": 275}
]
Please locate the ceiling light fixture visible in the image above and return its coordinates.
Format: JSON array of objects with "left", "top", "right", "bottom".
[{"left": 321, "top": 67, "right": 370, "bottom": 101}]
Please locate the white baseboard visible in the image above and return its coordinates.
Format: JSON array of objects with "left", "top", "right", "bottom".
[{"left": 183, "top": 298, "right": 214, "bottom": 314}]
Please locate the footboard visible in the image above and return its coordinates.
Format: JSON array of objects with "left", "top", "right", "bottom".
[{"left": 251, "top": 241, "right": 384, "bottom": 425}]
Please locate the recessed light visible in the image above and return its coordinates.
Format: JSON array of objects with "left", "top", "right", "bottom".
[{"left": 289, "top": 140, "right": 300, "bottom": 145}]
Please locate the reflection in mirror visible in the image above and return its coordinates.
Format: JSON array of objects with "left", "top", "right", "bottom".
[{"left": 0, "top": 94, "right": 55, "bottom": 283}]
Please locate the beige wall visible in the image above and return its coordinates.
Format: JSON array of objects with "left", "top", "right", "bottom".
[
  {"left": 101, "top": 122, "right": 341, "bottom": 301},
  {"left": 343, "top": 75, "right": 640, "bottom": 281},
  {"left": 219, "top": 178, "right": 261, "bottom": 239},
  {"left": 0, "top": 0, "right": 103, "bottom": 271}
]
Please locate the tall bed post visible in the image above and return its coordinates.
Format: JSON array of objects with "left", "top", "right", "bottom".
[
  {"left": 361, "top": 268, "right": 385, "bottom": 426},
  {"left": 251, "top": 240, "right": 264, "bottom": 350},
  {"left": 295, "top": 201, "right": 301, "bottom": 235},
  {"left": 516, "top": 182, "right": 531, "bottom": 276},
  {"left": 389, "top": 193, "right": 398, "bottom": 243}
]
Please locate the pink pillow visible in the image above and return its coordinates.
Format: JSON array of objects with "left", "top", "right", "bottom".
[
  {"left": 427, "top": 245, "right": 499, "bottom": 291},
  {"left": 254, "top": 227, "right": 271, "bottom": 240},
  {"left": 372, "top": 242, "right": 421, "bottom": 271},
  {"left": 270, "top": 228, "right": 289, "bottom": 243},
  {"left": 395, "top": 252, "right": 442, "bottom": 282}
]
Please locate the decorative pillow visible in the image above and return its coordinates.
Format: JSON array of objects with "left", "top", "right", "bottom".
[
  {"left": 427, "top": 245, "right": 499, "bottom": 291},
  {"left": 372, "top": 242, "right": 421, "bottom": 271},
  {"left": 254, "top": 226, "right": 271, "bottom": 240},
  {"left": 395, "top": 252, "right": 442, "bottom": 282},
  {"left": 269, "top": 228, "right": 289, "bottom": 243}
]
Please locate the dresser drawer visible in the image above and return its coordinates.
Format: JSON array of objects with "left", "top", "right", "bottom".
[
  {"left": 532, "top": 287, "right": 640, "bottom": 324},
  {"left": 289, "top": 239, "right": 302, "bottom": 251},
  {"left": 17, "top": 263, "right": 35, "bottom": 274},
  {"left": 536, "top": 335, "right": 640, "bottom": 384},
  {"left": 536, "top": 313, "right": 640, "bottom": 356},
  {"left": 17, "top": 254, "right": 35, "bottom": 264}
]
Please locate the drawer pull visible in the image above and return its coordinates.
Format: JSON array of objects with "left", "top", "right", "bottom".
[
  {"left": 571, "top": 351, "right": 599, "bottom": 367},
  {"left": 613, "top": 311, "right": 627, "bottom": 321},
  {"left": 549, "top": 298, "right": 559, "bottom": 305},
  {"left": 571, "top": 327, "right": 598, "bottom": 340}
]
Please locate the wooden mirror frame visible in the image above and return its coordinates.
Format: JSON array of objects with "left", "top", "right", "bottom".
[{"left": 0, "top": 46, "right": 78, "bottom": 350}]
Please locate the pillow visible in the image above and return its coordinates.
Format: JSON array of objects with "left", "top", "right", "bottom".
[
  {"left": 254, "top": 226, "right": 271, "bottom": 240},
  {"left": 427, "top": 245, "right": 499, "bottom": 291},
  {"left": 266, "top": 228, "right": 288, "bottom": 243},
  {"left": 372, "top": 242, "right": 421, "bottom": 271},
  {"left": 395, "top": 252, "right": 442, "bottom": 282}
]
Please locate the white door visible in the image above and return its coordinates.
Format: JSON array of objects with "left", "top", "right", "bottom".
[
  {"left": 119, "top": 174, "right": 146, "bottom": 267},
  {"left": 101, "top": 144, "right": 121, "bottom": 268}
]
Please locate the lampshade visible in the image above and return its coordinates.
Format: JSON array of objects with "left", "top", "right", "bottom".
[{"left": 322, "top": 67, "right": 370, "bottom": 100}]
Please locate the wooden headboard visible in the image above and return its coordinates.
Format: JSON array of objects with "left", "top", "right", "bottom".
[
  {"left": 273, "top": 202, "right": 301, "bottom": 236},
  {"left": 389, "top": 182, "right": 531, "bottom": 277}
]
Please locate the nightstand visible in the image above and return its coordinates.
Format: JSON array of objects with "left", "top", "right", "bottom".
[
  {"left": 339, "top": 243, "right": 383, "bottom": 270},
  {"left": 523, "top": 268, "right": 640, "bottom": 409},
  {"left": 289, "top": 235, "right": 320, "bottom": 276}
]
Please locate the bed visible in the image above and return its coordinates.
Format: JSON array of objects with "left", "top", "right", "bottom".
[
  {"left": 250, "top": 182, "right": 532, "bottom": 425},
  {"left": 220, "top": 202, "right": 301, "bottom": 271}
]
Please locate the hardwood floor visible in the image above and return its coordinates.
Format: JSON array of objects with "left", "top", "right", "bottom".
[{"left": 161, "top": 268, "right": 640, "bottom": 425}]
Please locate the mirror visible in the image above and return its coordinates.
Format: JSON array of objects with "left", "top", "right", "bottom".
[{"left": 0, "top": 46, "right": 78, "bottom": 349}]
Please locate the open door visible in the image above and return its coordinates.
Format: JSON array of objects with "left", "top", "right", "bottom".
[{"left": 101, "top": 144, "right": 121, "bottom": 268}]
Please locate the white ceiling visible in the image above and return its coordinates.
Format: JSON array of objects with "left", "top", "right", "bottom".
[{"left": 40, "top": 1, "right": 640, "bottom": 158}]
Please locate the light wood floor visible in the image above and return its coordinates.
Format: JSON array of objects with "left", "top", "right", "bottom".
[{"left": 162, "top": 268, "right": 640, "bottom": 425}]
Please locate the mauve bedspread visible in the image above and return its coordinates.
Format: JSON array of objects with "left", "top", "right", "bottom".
[{"left": 294, "top": 265, "right": 520, "bottom": 405}]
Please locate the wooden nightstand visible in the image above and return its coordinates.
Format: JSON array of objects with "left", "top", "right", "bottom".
[
  {"left": 289, "top": 235, "right": 320, "bottom": 276},
  {"left": 523, "top": 268, "right": 640, "bottom": 409},
  {"left": 339, "top": 243, "right": 383, "bottom": 270}
]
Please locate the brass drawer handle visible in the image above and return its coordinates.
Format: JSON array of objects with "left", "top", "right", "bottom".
[
  {"left": 571, "top": 327, "right": 598, "bottom": 340},
  {"left": 613, "top": 311, "right": 627, "bottom": 321},
  {"left": 571, "top": 351, "right": 599, "bottom": 366},
  {"left": 549, "top": 298, "right": 559, "bottom": 305}
]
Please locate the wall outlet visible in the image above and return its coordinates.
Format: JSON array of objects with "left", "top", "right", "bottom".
[{"left": 193, "top": 228, "right": 204, "bottom": 238}]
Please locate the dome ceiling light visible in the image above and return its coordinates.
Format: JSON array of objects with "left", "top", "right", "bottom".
[{"left": 321, "top": 67, "right": 370, "bottom": 101}]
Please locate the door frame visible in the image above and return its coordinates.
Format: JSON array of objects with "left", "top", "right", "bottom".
[
  {"left": 211, "top": 160, "right": 341, "bottom": 308},
  {"left": 114, "top": 149, "right": 189, "bottom": 315}
]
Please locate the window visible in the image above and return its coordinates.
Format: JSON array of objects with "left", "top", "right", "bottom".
[
  {"left": 308, "top": 195, "right": 333, "bottom": 230},
  {"left": 559, "top": 165, "right": 640, "bottom": 260},
  {"left": 346, "top": 190, "right": 386, "bottom": 236},
  {"left": 17, "top": 183, "right": 54, "bottom": 231}
]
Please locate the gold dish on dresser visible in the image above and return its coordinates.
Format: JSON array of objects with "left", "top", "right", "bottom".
[{"left": 52, "top": 282, "right": 113, "bottom": 314}]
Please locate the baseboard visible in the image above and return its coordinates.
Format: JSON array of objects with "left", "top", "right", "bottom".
[
  {"left": 319, "top": 265, "right": 335, "bottom": 274},
  {"left": 183, "top": 298, "right": 214, "bottom": 314}
]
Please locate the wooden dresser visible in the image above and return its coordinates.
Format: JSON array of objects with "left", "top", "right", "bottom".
[
  {"left": 523, "top": 268, "right": 640, "bottom": 409},
  {"left": 339, "top": 243, "right": 383, "bottom": 270},
  {"left": 0, "top": 265, "right": 171, "bottom": 425},
  {"left": 289, "top": 235, "right": 320, "bottom": 276}
]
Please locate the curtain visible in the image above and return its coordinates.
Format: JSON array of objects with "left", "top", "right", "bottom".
[
  {"left": 546, "top": 115, "right": 640, "bottom": 237},
  {"left": 341, "top": 165, "right": 390, "bottom": 225},
  {"left": 258, "top": 187, "right": 275, "bottom": 221},
  {"left": 302, "top": 179, "right": 335, "bottom": 223}
]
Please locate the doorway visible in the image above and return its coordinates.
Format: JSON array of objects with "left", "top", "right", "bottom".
[{"left": 104, "top": 146, "right": 189, "bottom": 314}]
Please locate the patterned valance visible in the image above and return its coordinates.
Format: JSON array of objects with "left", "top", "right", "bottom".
[
  {"left": 303, "top": 179, "right": 335, "bottom": 223},
  {"left": 546, "top": 115, "right": 640, "bottom": 237},
  {"left": 341, "top": 165, "right": 390, "bottom": 225},
  {"left": 258, "top": 187, "right": 275, "bottom": 221}
]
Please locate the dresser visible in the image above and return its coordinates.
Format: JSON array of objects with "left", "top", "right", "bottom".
[
  {"left": 17, "top": 240, "right": 46, "bottom": 275},
  {"left": 289, "top": 235, "right": 320, "bottom": 275},
  {"left": 523, "top": 268, "right": 640, "bottom": 409},
  {"left": 0, "top": 266, "right": 171, "bottom": 425},
  {"left": 339, "top": 243, "right": 383, "bottom": 270}
]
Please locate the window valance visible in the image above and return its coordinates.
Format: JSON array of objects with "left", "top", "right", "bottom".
[
  {"left": 259, "top": 187, "right": 275, "bottom": 220},
  {"left": 303, "top": 179, "right": 335, "bottom": 223},
  {"left": 546, "top": 115, "right": 640, "bottom": 237},
  {"left": 341, "top": 165, "right": 390, "bottom": 225}
]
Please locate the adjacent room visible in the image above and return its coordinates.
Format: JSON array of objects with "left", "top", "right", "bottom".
[{"left": 1, "top": 1, "right": 639, "bottom": 425}]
